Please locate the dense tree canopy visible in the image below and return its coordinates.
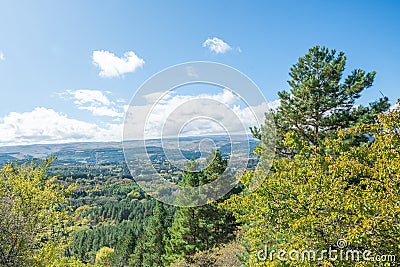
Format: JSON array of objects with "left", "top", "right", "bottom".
[
  {"left": 224, "top": 104, "right": 400, "bottom": 266},
  {"left": 0, "top": 158, "right": 73, "bottom": 266}
]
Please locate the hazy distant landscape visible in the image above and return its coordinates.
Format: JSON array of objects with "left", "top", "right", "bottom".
[
  {"left": 1, "top": 1, "right": 399, "bottom": 266},
  {"left": 0, "top": 134, "right": 258, "bottom": 167}
]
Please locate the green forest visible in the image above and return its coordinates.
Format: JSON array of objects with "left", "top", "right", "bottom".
[{"left": 1, "top": 46, "right": 399, "bottom": 267}]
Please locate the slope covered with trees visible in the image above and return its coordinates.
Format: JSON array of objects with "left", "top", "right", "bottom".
[
  {"left": 0, "top": 46, "right": 398, "bottom": 267},
  {"left": 224, "top": 105, "right": 400, "bottom": 266}
]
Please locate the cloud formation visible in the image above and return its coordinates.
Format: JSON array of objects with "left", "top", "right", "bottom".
[
  {"left": 202, "top": 37, "right": 232, "bottom": 54},
  {"left": 125, "top": 89, "right": 272, "bottom": 140},
  {"left": 0, "top": 51, "right": 4, "bottom": 61},
  {"left": 0, "top": 107, "right": 122, "bottom": 146},
  {"left": 62, "top": 89, "right": 124, "bottom": 118},
  {"left": 92, "top": 50, "right": 144, "bottom": 78},
  {"left": 68, "top": 89, "right": 111, "bottom": 106},
  {"left": 268, "top": 99, "right": 281, "bottom": 110},
  {"left": 0, "top": 90, "right": 277, "bottom": 146}
]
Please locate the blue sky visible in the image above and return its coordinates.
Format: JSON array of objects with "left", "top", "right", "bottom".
[{"left": 0, "top": 0, "right": 399, "bottom": 145}]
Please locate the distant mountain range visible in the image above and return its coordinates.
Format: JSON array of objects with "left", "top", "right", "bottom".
[
  {"left": 0, "top": 142, "right": 122, "bottom": 163},
  {"left": 0, "top": 135, "right": 258, "bottom": 166}
]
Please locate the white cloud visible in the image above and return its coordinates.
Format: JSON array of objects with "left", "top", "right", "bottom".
[
  {"left": 66, "top": 89, "right": 111, "bottom": 106},
  {"left": 0, "top": 107, "right": 122, "bottom": 146},
  {"left": 268, "top": 99, "right": 281, "bottom": 110},
  {"left": 0, "top": 51, "right": 4, "bottom": 61},
  {"left": 0, "top": 91, "right": 277, "bottom": 145},
  {"left": 92, "top": 50, "right": 144, "bottom": 78},
  {"left": 124, "top": 89, "right": 270, "bottom": 140},
  {"left": 202, "top": 37, "right": 232, "bottom": 54},
  {"left": 142, "top": 91, "right": 166, "bottom": 103},
  {"left": 62, "top": 89, "right": 124, "bottom": 118},
  {"left": 79, "top": 106, "right": 122, "bottom": 117}
]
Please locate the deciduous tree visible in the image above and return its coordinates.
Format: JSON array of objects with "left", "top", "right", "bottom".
[
  {"left": 0, "top": 157, "right": 73, "bottom": 266},
  {"left": 224, "top": 103, "right": 400, "bottom": 266}
]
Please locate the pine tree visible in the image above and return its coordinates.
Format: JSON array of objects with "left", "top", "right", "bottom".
[
  {"left": 129, "top": 201, "right": 171, "bottom": 267},
  {"left": 142, "top": 201, "right": 168, "bottom": 267},
  {"left": 203, "top": 150, "right": 227, "bottom": 183},
  {"left": 253, "top": 46, "right": 390, "bottom": 154},
  {"left": 164, "top": 151, "right": 237, "bottom": 265},
  {"left": 112, "top": 232, "right": 135, "bottom": 267},
  {"left": 129, "top": 240, "right": 144, "bottom": 267},
  {"left": 164, "top": 159, "right": 204, "bottom": 264}
]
